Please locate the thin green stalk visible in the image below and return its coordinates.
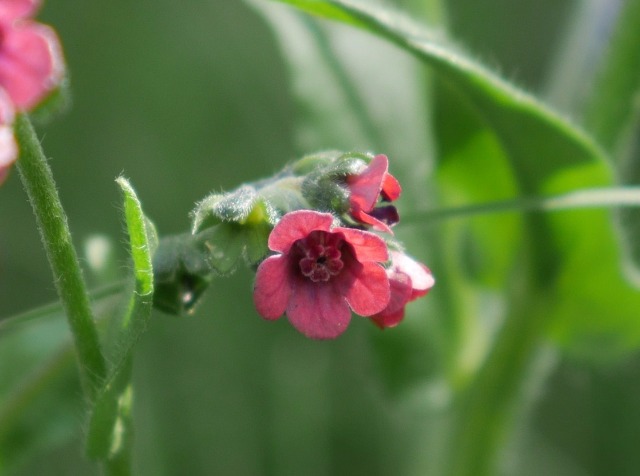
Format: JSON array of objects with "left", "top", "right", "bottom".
[
  {"left": 584, "top": 0, "right": 640, "bottom": 153},
  {"left": 402, "top": 186, "right": 640, "bottom": 224},
  {"left": 15, "top": 114, "right": 107, "bottom": 401},
  {"left": 543, "top": 0, "right": 622, "bottom": 117},
  {"left": 0, "top": 280, "right": 126, "bottom": 335},
  {"left": 447, "top": 296, "right": 545, "bottom": 476}
]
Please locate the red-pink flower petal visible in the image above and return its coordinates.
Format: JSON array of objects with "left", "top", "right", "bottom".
[
  {"left": 371, "top": 252, "right": 434, "bottom": 329},
  {"left": 391, "top": 251, "right": 434, "bottom": 298},
  {"left": 347, "top": 154, "right": 388, "bottom": 212},
  {"left": 253, "top": 255, "right": 291, "bottom": 320},
  {"left": 0, "top": 125, "right": 18, "bottom": 184},
  {"left": 0, "top": 21, "right": 64, "bottom": 110},
  {"left": 339, "top": 261, "right": 390, "bottom": 316},
  {"left": 371, "top": 307, "right": 405, "bottom": 329},
  {"left": 268, "top": 210, "right": 333, "bottom": 254},
  {"left": 286, "top": 279, "right": 351, "bottom": 339},
  {"left": 381, "top": 269, "right": 413, "bottom": 314},
  {"left": 0, "top": 89, "right": 16, "bottom": 185},
  {"left": 335, "top": 227, "right": 389, "bottom": 263},
  {"left": 381, "top": 172, "right": 401, "bottom": 201},
  {"left": 0, "top": 0, "right": 40, "bottom": 21},
  {"left": 350, "top": 208, "right": 393, "bottom": 234}
]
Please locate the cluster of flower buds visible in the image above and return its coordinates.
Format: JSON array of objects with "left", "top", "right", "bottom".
[
  {"left": 175, "top": 151, "right": 434, "bottom": 339},
  {"left": 0, "top": 0, "right": 64, "bottom": 183}
]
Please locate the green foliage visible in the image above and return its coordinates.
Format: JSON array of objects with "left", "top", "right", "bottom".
[{"left": 86, "top": 178, "right": 155, "bottom": 463}]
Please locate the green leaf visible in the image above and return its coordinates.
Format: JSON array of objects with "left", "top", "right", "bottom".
[
  {"left": 580, "top": 0, "right": 640, "bottom": 276},
  {"left": 86, "top": 177, "right": 155, "bottom": 461}
]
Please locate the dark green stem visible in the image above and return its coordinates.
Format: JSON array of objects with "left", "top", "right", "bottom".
[{"left": 15, "top": 114, "right": 107, "bottom": 401}]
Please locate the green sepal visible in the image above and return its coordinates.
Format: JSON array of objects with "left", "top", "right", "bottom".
[
  {"left": 301, "top": 151, "right": 370, "bottom": 213},
  {"left": 290, "top": 150, "right": 344, "bottom": 175},
  {"left": 28, "top": 78, "right": 72, "bottom": 125},
  {"left": 192, "top": 184, "right": 281, "bottom": 231},
  {"left": 200, "top": 221, "right": 271, "bottom": 273},
  {"left": 152, "top": 233, "right": 213, "bottom": 316},
  {"left": 192, "top": 185, "right": 258, "bottom": 232}
]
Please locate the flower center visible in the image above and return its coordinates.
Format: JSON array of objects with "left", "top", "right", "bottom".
[{"left": 296, "top": 230, "right": 345, "bottom": 283}]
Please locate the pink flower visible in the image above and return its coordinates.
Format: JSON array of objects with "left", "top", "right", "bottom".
[
  {"left": 0, "top": 0, "right": 64, "bottom": 110},
  {"left": 0, "top": 0, "right": 38, "bottom": 22},
  {"left": 253, "top": 210, "right": 391, "bottom": 339},
  {"left": 346, "top": 154, "right": 402, "bottom": 233},
  {"left": 371, "top": 251, "right": 434, "bottom": 329},
  {"left": 0, "top": 0, "right": 64, "bottom": 185},
  {"left": 0, "top": 88, "right": 16, "bottom": 184}
]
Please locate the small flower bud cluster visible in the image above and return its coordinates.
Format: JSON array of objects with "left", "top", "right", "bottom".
[
  {"left": 0, "top": 0, "right": 65, "bottom": 184},
  {"left": 189, "top": 151, "right": 434, "bottom": 339}
]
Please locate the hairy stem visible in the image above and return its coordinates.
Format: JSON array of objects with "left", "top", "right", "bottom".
[{"left": 15, "top": 114, "right": 107, "bottom": 400}]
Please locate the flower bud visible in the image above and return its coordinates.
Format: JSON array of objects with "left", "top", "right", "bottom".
[
  {"left": 301, "top": 152, "right": 369, "bottom": 214},
  {"left": 153, "top": 233, "right": 213, "bottom": 316}
]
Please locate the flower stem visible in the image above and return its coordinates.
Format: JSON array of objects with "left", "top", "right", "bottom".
[
  {"left": 15, "top": 114, "right": 107, "bottom": 401},
  {"left": 402, "top": 186, "right": 640, "bottom": 224},
  {"left": 447, "top": 300, "right": 545, "bottom": 476}
]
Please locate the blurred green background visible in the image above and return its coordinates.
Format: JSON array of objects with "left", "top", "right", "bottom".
[{"left": 2, "top": 0, "right": 640, "bottom": 475}]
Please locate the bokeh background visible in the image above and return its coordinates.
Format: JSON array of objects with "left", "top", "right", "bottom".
[{"left": 2, "top": 0, "right": 639, "bottom": 475}]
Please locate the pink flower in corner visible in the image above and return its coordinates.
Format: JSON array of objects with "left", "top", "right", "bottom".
[
  {"left": 346, "top": 154, "right": 402, "bottom": 233},
  {"left": 0, "top": 0, "right": 64, "bottom": 110},
  {"left": 253, "top": 210, "right": 391, "bottom": 339},
  {"left": 0, "top": 89, "right": 16, "bottom": 184},
  {"left": 0, "top": 0, "right": 64, "bottom": 185},
  {"left": 0, "top": 0, "right": 38, "bottom": 22},
  {"left": 371, "top": 251, "right": 434, "bottom": 329}
]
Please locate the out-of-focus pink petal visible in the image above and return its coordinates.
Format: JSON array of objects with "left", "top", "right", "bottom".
[
  {"left": 339, "top": 261, "right": 390, "bottom": 316},
  {"left": 0, "top": 125, "right": 18, "bottom": 184},
  {"left": 253, "top": 255, "right": 291, "bottom": 320},
  {"left": 391, "top": 251, "right": 435, "bottom": 298},
  {"left": 347, "top": 154, "right": 388, "bottom": 211},
  {"left": 0, "top": 89, "right": 16, "bottom": 185},
  {"left": 268, "top": 210, "right": 333, "bottom": 253},
  {"left": 0, "top": 88, "right": 15, "bottom": 123},
  {"left": 335, "top": 227, "right": 388, "bottom": 262},
  {"left": 371, "top": 307, "right": 405, "bottom": 329},
  {"left": 287, "top": 279, "right": 351, "bottom": 339},
  {"left": 0, "top": 22, "right": 64, "bottom": 110},
  {"left": 382, "top": 270, "right": 413, "bottom": 314},
  {"left": 381, "top": 171, "right": 401, "bottom": 201},
  {"left": 370, "top": 269, "right": 412, "bottom": 329},
  {"left": 0, "top": 0, "right": 40, "bottom": 21}
]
